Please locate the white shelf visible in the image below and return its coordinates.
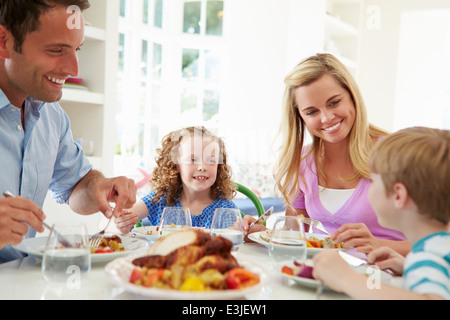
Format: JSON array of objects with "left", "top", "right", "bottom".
[
  {"left": 325, "top": 13, "right": 359, "bottom": 37},
  {"left": 323, "top": 0, "right": 362, "bottom": 76},
  {"left": 84, "top": 25, "right": 106, "bottom": 41},
  {"left": 61, "top": 88, "right": 104, "bottom": 105}
]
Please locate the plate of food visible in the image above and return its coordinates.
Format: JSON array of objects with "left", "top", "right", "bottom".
[
  {"left": 132, "top": 226, "right": 159, "bottom": 241},
  {"left": 105, "top": 229, "right": 268, "bottom": 299},
  {"left": 15, "top": 235, "right": 149, "bottom": 263},
  {"left": 279, "top": 256, "right": 394, "bottom": 291},
  {"left": 248, "top": 230, "right": 343, "bottom": 257},
  {"left": 132, "top": 225, "right": 193, "bottom": 241}
]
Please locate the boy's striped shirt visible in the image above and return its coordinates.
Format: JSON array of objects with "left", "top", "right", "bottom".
[{"left": 403, "top": 232, "right": 450, "bottom": 299}]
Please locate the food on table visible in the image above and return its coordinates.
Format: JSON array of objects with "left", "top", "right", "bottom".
[
  {"left": 91, "top": 235, "right": 124, "bottom": 254},
  {"left": 259, "top": 230, "right": 271, "bottom": 242},
  {"left": 306, "top": 235, "right": 342, "bottom": 249},
  {"left": 137, "top": 224, "right": 189, "bottom": 236},
  {"left": 259, "top": 230, "right": 343, "bottom": 249},
  {"left": 141, "top": 228, "right": 159, "bottom": 236},
  {"left": 129, "top": 229, "right": 260, "bottom": 291},
  {"left": 281, "top": 261, "right": 314, "bottom": 279}
]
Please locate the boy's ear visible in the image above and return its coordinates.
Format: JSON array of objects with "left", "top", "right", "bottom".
[
  {"left": 0, "top": 25, "right": 12, "bottom": 59},
  {"left": 392, "top": 182, "right": 409, "bottom": 209}
]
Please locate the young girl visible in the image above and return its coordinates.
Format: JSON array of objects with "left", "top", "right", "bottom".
[
  {"left": 115, "top": 126, "right": 237, "bottom": 233},
  {"left": 274, "top": 53, "right": 410, "bottom": 255}
]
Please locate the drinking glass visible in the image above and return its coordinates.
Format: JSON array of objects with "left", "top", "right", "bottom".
[
  {"left": 159, "top": 207, "right": 192, "bottom": 236},
  {"left": 42, "top": 224, "right": 91, "bottom": 284},
  {"left": 269, "top": 216, "right": 307, "bottom": 268},
  {"left": 210, "top": 208, "right": 244, "bottom": 250}
]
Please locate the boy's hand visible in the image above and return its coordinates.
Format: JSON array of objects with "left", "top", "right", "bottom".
[
  {"left": 368, "top": 246, "right": 405, "bottom": 276},
  {"left": 312, "top": 250, "right": 356, "bottom": 292}
]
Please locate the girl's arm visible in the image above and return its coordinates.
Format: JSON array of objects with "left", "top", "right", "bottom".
[{"left": 114, "top": 200, "right": 149, "bottom": 234}]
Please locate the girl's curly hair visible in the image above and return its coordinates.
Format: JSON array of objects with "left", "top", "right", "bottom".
[{"left": 151, "top": 126, "right": 236, "bottom": 206}]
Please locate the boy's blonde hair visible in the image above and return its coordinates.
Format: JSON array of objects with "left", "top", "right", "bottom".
[
  {"left": 369, "top": 126, "right": 450, "bottom": 224},
  {"left": 151, "top": 126, "right": 236, "bottom": 206},
  {"left": 274, "top": 53, "right": 388, "bottom": 208}
]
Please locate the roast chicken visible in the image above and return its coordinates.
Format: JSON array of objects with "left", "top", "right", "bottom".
[{"left": 132, "top": 229, "right": 238, "bottom": 272}]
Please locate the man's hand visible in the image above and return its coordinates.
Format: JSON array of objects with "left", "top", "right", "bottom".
[
  {"left": 0, "top": 196, "right": 45, "bottom": 250},
  {"left": 69, "top": 170, "right": 137, "bottom": 218}
]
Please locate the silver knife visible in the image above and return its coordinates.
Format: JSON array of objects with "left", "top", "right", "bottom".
[
  {"left": 249, "top": 206, "right": 274, "bottom": 228},
  {"left": 3, "top": 191, "right": 74, "bottom": 248}
]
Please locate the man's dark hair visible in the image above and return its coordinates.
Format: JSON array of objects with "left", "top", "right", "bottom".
[{"left": 0, "top": 0, "right": 90, "bottom": 53}]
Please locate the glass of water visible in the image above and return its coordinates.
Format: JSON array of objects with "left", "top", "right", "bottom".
[
  {"left": 159, "top": 207, "right": 192, "bottom": 236},
  {"left": 269, "top": 216, "right": 307, "bottom": 268},
  {"left": 210, "top": 208, "right": 244, "bottom": 250},
  {"left": 42, "top": 224, "right": 91, "bottom": 283}
]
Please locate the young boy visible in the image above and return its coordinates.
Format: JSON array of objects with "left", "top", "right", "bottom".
[{"left": 312, "top": 126, "right": 450, "bottom": 300}]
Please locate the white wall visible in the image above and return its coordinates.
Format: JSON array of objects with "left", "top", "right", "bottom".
[
  {"left": 220, "top": 0, "right": 324, "bottom": 164},
  {"left": 221, "top": 0, "right": 289, "bottom": 162},
  {"left": 359, "top": 0, "right": 450, "bottom": 131}
]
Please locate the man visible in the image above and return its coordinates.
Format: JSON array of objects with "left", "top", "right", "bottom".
[{"left": 0, "top": 0, "right": 136, "bottom": 263}]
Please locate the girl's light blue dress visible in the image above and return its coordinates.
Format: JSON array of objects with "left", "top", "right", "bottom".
[{"left": 142, "top": 191, "right": 237, "bottom": 228}]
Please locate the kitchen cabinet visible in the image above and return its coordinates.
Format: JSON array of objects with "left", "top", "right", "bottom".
[{"left": 43, "top": 0, "right": 120, "bottom": 232}]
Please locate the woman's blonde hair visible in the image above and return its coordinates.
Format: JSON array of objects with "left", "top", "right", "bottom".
[
  {"left": 274, "top": 53, "right": 388, "bottom": 208},
  {"left": 151, "top": 126, "right": 236, "bottom": 206},
  {"left": 369, "top": 126, "right": 450, "bottom": 224}
]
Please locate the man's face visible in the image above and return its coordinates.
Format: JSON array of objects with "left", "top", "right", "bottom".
[{"left": 2, "top": 5, "right": 84, "bottom": 106}]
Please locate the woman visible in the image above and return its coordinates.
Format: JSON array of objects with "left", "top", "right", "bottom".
[{"left": 274, "top": 53, "right": 409, "bottom": 255}]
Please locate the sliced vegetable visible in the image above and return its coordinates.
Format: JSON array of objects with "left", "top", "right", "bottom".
[
  {"left": 180, "top": 278, "right": 206, "bottom": 291},
  {"left": 129, "top": 268, "right": 142, "bottom": 284},
  {"left": 143, "top": 269, "right": 165, "bottom": 287},
  {"left": 281, "top": 265, "right": 294, "bottom": 276},
  {"left": 296, "top": 265, "right": 314, "bottom": 279},
  {"left": 226, "top": 267, "right": 260, "bottom": 290}
]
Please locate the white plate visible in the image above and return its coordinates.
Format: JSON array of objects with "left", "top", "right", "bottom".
[
  {"left": 132, "top": 226, "right": 160, "bottom": 241},
  {"left": 132, "top": 226, "right": 197, "bottom": 241},
  {"left": 15, "top": 236, "right": 149, "bottom": 263},
  {"left": 248, "top": 231, "right": 343, "bottom": 257},
  {"left": 280, "top": 262, "right": 394, "bottom": 291},
  {"left": 105, "top": 255, "right": 269, "bottom": 300}
]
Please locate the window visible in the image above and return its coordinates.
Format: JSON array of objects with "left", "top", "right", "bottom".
[
  {"left": 117, "top": 0, "right": 166, "bottom": 169},
  {"left": 116, "top": 0, "right": 225, "bottom": 177}
]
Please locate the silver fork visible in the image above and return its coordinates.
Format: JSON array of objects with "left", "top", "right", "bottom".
[
  {"left": 89, "top": 207, "right": 115, "bottom": 248},
  {"left": 300, "top": 216, "right": 329, "bottom": 235}
]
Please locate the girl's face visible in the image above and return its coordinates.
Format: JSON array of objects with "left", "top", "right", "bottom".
[
  {"left": 177, "top": 136, "right": 219, "bottom": 194},
  {"left": 294, "top": 73, "right": 356, "bottom": 145}
]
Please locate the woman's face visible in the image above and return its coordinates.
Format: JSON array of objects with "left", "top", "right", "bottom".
[
  {"left": 176, "top": 136, "right": 219, "bottom": 194},
  {"left": 294, "top": 73, "right": 356, "bottom": 145}
]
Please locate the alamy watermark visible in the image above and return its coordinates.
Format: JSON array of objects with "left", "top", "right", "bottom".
[
  {"left": 366, "top": 265, "right": 382, "bottom": 290},
  {"left": 66, "top": 265, "right": 82, "bottom": 290},
  {"left": 66, "top": 5, "right": 82, "bottom": 30}
]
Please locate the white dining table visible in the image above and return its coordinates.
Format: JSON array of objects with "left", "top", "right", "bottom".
[{"left": 0, "top": 236, "right": 399, "bottom": 300}]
